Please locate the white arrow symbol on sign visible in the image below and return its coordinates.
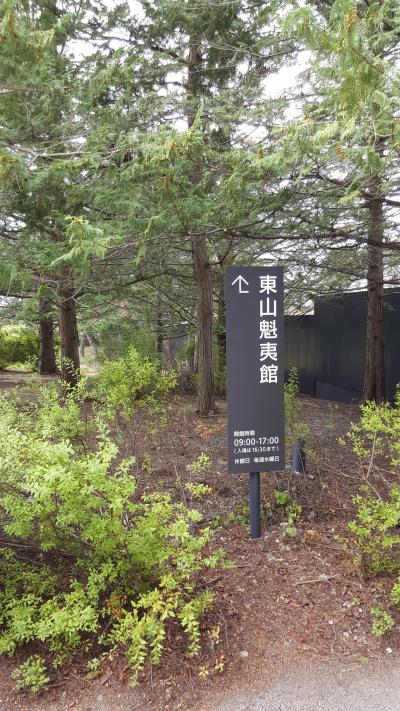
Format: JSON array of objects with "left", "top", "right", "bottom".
[{"left": 231, "top": 274, "right": 249, "bottom": 294}]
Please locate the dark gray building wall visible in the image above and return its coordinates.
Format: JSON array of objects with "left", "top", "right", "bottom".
[
  {"left": 284, "top": 316, "right": 316, "bottom": 397},
  {"left": 163, "top": 292, "right": 400, "bottom": 404},
  {"left": 285, "top": 291, "right": 400, "bottom": 403},
  {"left": 382, "top": 293, "right": 400, "bottom": 402}
]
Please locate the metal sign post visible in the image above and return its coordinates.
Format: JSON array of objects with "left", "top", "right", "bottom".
[
  {"left": 225, "top": 266, "right": 285, "bottom": 539},
  {"left": 249, "top": 472, "right": 261, "bottom": 538}
]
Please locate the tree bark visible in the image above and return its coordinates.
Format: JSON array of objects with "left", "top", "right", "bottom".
[
  {"left": 191, "top": 234, "right": 215, "bottom": 414},
  {"left": 363, "top": 182, "right": 385, "bottom": 402},
  {"left": 216, "top": 282, "right": 226, "bottom": 396},
  {"left": 38, "top": 300, "right": 57, "bottom": 375},
  {"left": 187, "top": 35, "right": 215, "bottom": 414},
  {"left": 58, "top": 287, "right": 80, "bottom": 386}
]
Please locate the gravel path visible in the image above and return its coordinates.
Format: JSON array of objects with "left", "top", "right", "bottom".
[
  {"left": 11, "top": 660, "right": 398, "bottom": 711},
  {"left": 212, "top": 660, "right": 400, "bottom": 711}
]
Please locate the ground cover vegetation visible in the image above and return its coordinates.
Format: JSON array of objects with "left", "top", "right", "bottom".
[
  {"left": 0, "top": 359, "right": 305, "bottom": 693},
  {"left": 341, "top": 388, "right": 400, "bottom": 634},
  {"left": 0, "top": 353, "right": 231, "bottom": 692},
  {"left": 0, "top": 368, "right": 399, "bottom": 705},
  {"left": 0, "top": 325, "right": 39, "bottom": 370}
]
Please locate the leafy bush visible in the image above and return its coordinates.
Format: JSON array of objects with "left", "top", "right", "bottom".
[
  {"left": 346, "top": 385, "right": 400, "bottom": 466},
  {"left": 0, "top": 380, "right": 221, "bottom": 691},
  {"left": 347, "top": 487, "right": 400, "bottom": 578},
  {"left": 35, "top": 377, "right": 91, "bottom": 445},
  {"left": 0, "top": 325, "right": 39, "bottom": 370},
  {"left": 185, "top": 483, "right": 212, "bottom": 500},
  {"left": 371, "top": 607, "right": 395, "bottom": 637},
  {"left": 274, "top": 490, "right": 302, "bottom": 538},
  {"left": 94, "top": 347, "right": 176, "bottom": 419},
  {"left": 11, "top": 655, "right": 50, "bottom": 693},
  {"left": 343, "top": 388, "right": 400, "bottom": 633},
  {"left": 186, "top": 453, "right": 211, "bottom": 475},
  {"left": 344, "top": 388, "right": 400, "bottom": 577}
]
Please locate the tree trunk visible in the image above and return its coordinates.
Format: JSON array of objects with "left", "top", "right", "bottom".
[
  {"left": 58, "top": 288, "right": 80, "bottom": 386},
  {"left": 191, "top": 234, "right": 215, "bottom": 414},
  {"left": 38, "top": 301, "right": 57, "bottom": 375},
  {"left": 363, "top": 189, "right": 385, "bottom": 403},
  {"left": 216, "top": 283, "right": 226, "bottom": 396},
  {"left": 187, "top": 35, "right": 215, "bottom": 414}
]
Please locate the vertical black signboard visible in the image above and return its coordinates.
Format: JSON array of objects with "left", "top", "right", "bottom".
[{"left": 226, "top": 266, "right": 285, "bottom": 476}]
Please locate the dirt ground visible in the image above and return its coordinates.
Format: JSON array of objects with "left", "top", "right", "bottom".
[{"left": 0, "top": 372, "right": 398, "bottom": 710}]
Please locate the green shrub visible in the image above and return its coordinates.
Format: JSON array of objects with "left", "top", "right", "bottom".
[
  {"left": 11, "top": 655, "right": 49, "bottom": 693},
  {"left": 94, "top": 347, "right": 176, "bottom": 419},
  {"left": 343, "top": 387, "right": 400, "bottom": 634},
  {"left": 346, "top": 385, "right": 400, "bottom": 466},
  {"left": 186, "top": 453, "right": 211, "bottom": 475},
  {"left": 344, "top": 388, "right": 400, "bottom": 578},
  {"left": 0, "top": 325, "right": 39, "bottom": 369},
  {"left": 0, "top": 382, "right": 222, "bottom": 691},
  {"left": 35, "top": 377, "right": 92, "bottom": 446},
  {"left": 347, "top": 487, "right": 400, "bottom": 577},
  {"left": 371, "top": 607, "right": 395, "bottom": 637},
  {"left": 185, "top": 483, "right": 212, "bottom": 500},
  {"left": 274, "top": 490, "right": 302, "bottom": 538}
]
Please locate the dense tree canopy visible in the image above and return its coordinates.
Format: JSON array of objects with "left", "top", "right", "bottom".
[{"left": 0, "top": 0, "right": 399, "bottom": 404}]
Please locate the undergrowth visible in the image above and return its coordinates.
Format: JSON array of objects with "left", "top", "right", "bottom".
[
  {"left": 343, "top": 386, "right": 400, "bottom": 635},
  {"left": 0, "top": 350, "right": 225, "bottom": 692}
]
